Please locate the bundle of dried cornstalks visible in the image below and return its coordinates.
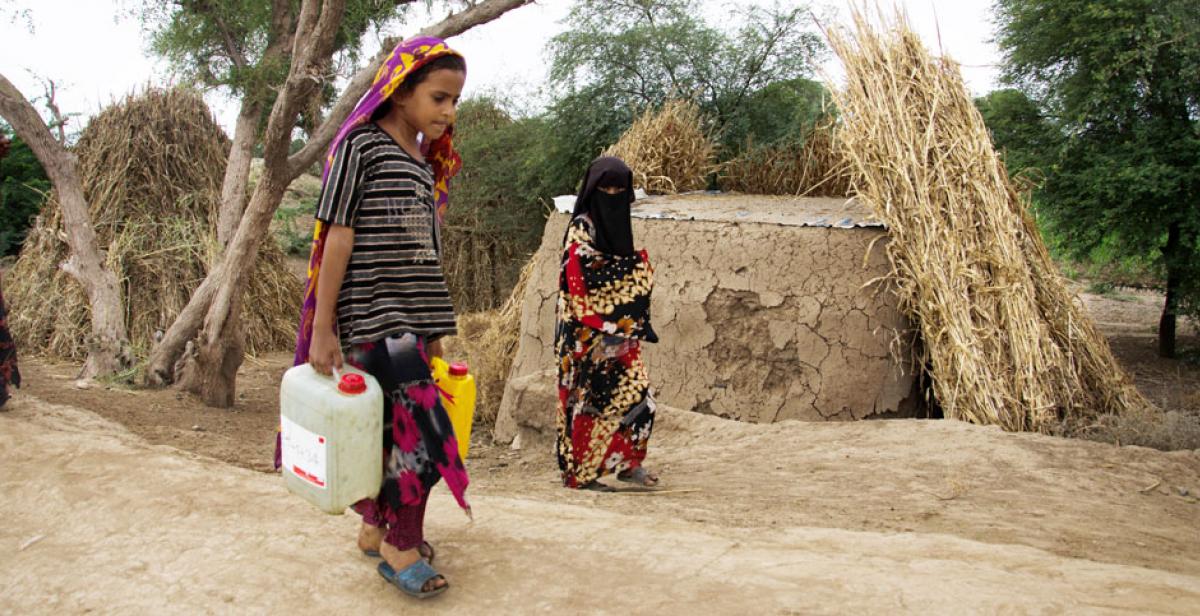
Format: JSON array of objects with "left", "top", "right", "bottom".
[
  {"left": 827, "top": 9, "right": 1150, "bottom": 432},
  {"left": 605, "top": 99, "right": 718, "bottom": 195},
  {"left": 720, "top": 119, "right": 853, "bottom": 197}
]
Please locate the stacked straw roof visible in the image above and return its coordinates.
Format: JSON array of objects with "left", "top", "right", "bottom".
[
  {"left": 720, "top": 119, "right": 853, "bottom": 196},
  {"left": 604, "top": 99, "right": 718, "bottom": 195}
]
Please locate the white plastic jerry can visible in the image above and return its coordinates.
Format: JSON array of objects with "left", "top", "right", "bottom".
[{"left": 279, "top": 363, "right": 383, "bottom": 514}]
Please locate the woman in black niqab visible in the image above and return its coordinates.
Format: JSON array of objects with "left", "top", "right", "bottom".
[{"left": 554, "top": 155, "right": 660, "bottom": 490}]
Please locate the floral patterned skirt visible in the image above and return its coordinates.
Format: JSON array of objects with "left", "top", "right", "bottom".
[
  {"left": 555, "top": 323, "right": 656, "bottom": 488},
  {"left": 344, "top": 333, "right": 469, "bottom": 517}
]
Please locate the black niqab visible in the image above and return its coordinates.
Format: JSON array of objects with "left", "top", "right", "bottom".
[{"left": 571, "top": 156, "right": 636, "bottom": 256}]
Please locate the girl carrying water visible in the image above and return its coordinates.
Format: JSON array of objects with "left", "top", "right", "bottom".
[
  {"left": 555, "top": 156, "right": 660, "bottom": 491},
  {"left": 294, "top": 36, "right": 468, "bottom": 599}
]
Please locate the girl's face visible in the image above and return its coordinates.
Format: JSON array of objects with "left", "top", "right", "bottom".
[
  {"left": 597, "top": 185, "right": 625, "bottom": 195},
  {"left": 393, "top": 68, "right": 465, "bottom": 140}
]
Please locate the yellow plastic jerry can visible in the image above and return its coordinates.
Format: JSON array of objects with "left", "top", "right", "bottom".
[{"left": 430, "top": 357, "right": 477, "bottom": 460}]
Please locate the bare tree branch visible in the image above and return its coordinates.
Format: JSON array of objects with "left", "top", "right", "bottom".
[
  {"left": 259, "top": 0, "right": 345, "bottom": 167},
  {"left": 215, "top": 101, "right": 260, "bottom": 246},
  {"left": 39, "top": 78, "right": 68, "bottom": 145},
  {"left": 189, "top": 0, "right": 251, "bottom": 71},
  {"left": 265, "top": 0, "right": 297, "bottom": 64},
  {"left": 213, "top": 0, "right": 296, "bottom": 247}
]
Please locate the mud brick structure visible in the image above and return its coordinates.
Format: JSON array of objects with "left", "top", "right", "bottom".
[{"left": 495, "top": 194, "right": 919, "bottom": 444}]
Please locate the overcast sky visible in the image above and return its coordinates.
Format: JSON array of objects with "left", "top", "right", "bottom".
[{"left": 0, "top": 0, "right": 1003, "bottom": 136}]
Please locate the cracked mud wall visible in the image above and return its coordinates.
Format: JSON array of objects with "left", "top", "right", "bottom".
[{"left": 495, "top": 200, "right": 918, "bottom": 443}]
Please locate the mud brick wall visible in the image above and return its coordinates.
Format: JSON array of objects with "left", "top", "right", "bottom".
[{"left": 494, "top": 195, "right": 919, "bottom": 444}]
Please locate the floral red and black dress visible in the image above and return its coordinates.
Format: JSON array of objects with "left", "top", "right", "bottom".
[{"left": 555, "top": 215, "right": 658, "bottom": 488}]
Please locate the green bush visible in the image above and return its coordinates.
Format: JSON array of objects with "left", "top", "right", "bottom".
[{"left": 0, "top": 127, "right": 50, "bottom": 256}]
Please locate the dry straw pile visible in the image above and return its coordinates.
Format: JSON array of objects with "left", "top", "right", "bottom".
[
  {"left": 604, "top": 99, "right": 718, "bottom": 194},
  {"left": 440, "top": 207, "right": 532, "bottom": 313},
  {"left": 7, "top": 88, "right": 298, "bottom": 364},
  {"left": 827, "top": 10, "right": 1150, "bottom": 432},
  {"left": 720, "top": 119, "right": 854, "bottom": 197},
  {"left": 445, "top": 259, "right": 533, "bottom": 424}
]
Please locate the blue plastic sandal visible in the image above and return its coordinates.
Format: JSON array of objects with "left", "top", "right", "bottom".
[{"left": 377, "top": 559, "right": 448, "bottom": 599}]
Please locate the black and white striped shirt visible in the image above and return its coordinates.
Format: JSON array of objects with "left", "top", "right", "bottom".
[{"left": 316, "top": 123, "right": 457, "bottom": 344}]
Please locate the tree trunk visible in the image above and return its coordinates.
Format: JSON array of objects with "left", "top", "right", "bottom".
[
  {"left": 179, "top": 165, "right": 290, "bottom": 406},
  {"left": 144, "top": 271, "right": 220, "bottom": 385},
  {"left": 1158, "top": 220, "right": 1182, "bottom": 359},
  {"left": 217, "top": 102, "right": 260, "bottom": 246},
  {"left": 146, "top": 0, "right": 536, "bottom": 405},
  {"left": 164, "top": 0, "right": 346, "bottom": 407},
  {"left": 489, "top": 239, "right": 500, "bottom": 308},
  {"left": 177, "top": 292, "right": 246, "bottom": 407},
  {"left": 0, "top": 74, "right": 131, "bottom": 379}
]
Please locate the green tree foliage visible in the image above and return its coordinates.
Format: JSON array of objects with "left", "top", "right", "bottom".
[
  {"left": 139, "top": 0, "right": 432, "bottom": 131},
  {"left": 995, "top": 0, "right": 1200, "bottom": 356},
  {"left": 546, "top": 0, "right": 826, "bottom": 174},
  {"left": 0, "top": 125, "right": 50, "bottom": 256},
  {"left": 141, "top": 1, "right": 413, "bottom": 93},
  {"left": 974, "top": 88, "right": 1060, "bottom": 179},
  {"left": 721, "top": 77, "right": 831, "bottom": 151},
  {"left": 539, "top": 84, "right": 634, "bottom": 196}
]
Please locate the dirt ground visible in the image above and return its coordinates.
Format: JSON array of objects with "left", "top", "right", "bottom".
[
  {"left": 3, "top": 284, "right": 1199, "bottom": 613},
  {"left": 1074, "top": 282, "right": 1200, "bottom": 412}
]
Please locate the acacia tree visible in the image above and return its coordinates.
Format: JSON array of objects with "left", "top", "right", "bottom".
[
  {"left": 995, "top": 0, "right": 1200, "bottom": 358},
  {"left": 543, "top": 0, "right": 826, "bottom": 188},
  {"left": 138, "top": 0, "right": 533, "bottom": 407},
  {"left": 550, "top": 0, "right": 822, "bottom": 122},
  {"left": 974, "top": 88, "right": 1061, "bottom": 180}
]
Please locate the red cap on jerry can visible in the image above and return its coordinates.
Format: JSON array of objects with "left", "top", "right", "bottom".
[
  {"left": 338, "top": 373, "right": 366, "bottom": 394},
  {"left": 449, "top": 362, "right": 469, "bottom": 377}
]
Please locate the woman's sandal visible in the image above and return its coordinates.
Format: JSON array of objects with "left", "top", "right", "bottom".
[
  {"left": 362, "top": 540, "right": 435, "bottom": 563},
  {"left": 617, "top": 467, "right": 660, "bottom": 487},
  {"left": 377, "top": 559, "right": 448, "bottom": 599}
]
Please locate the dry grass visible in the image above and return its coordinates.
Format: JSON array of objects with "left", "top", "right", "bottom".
[
  {"left": 1081, "top": 408, "right": 1200, "bottom": 451},
  {"left": 604, "top": 99, "right": 719, "bottom": 195},
  {"left": 6, "top": 87, "right": 299, "bottom": 367},
  {"left": 444, "top": 258, "right": 534, "bottom": 425},
  {"left": 720, "top": 119, "right": 854, "bottom": 197},
  {"left": 827, "top": 9, "right": 1152, "bottom": 433},
  {"left": 440, "top": 207, "right": 536, "bottom": 313}
]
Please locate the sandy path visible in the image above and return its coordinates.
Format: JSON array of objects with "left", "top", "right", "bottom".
[{"left": 2, "top": 396, "right": 1199, "bottom": 614}]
